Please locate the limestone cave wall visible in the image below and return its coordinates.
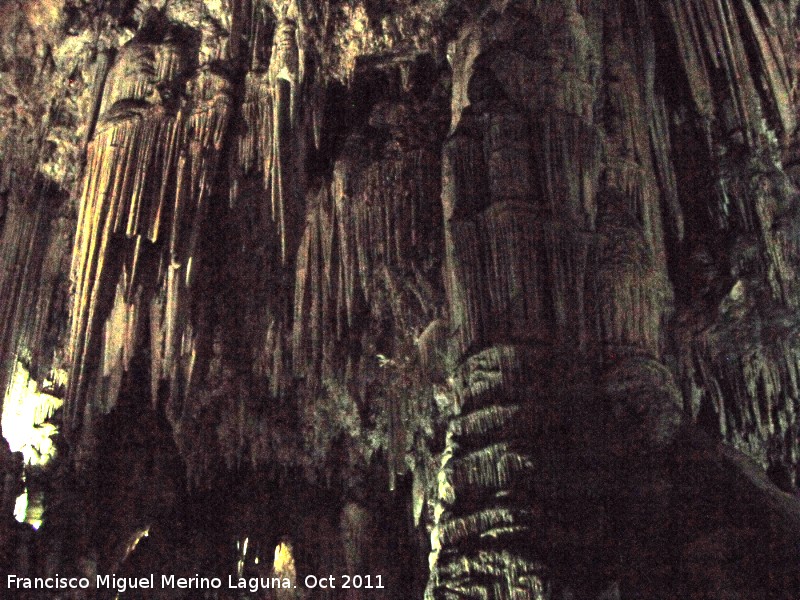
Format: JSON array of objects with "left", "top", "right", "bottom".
[{"left": 1, "top": 0, "right": 800, "bottom": 598}]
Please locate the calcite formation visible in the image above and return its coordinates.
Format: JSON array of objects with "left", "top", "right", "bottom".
[{"left": 1, "top": 0, "right": 800, "bottom": 598}]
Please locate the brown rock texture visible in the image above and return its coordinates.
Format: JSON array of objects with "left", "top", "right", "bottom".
[{"left": 1, "top": 0, "right": 800, "bottom": 598}]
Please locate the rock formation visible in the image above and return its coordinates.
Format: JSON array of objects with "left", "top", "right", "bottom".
[{"left": 1, "top": 0, "right": 800, "bottom": 598}]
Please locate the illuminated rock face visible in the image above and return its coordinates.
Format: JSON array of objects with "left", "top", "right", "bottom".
[{"left": 1, "top": 0, "right": 800, "bottom": 598}]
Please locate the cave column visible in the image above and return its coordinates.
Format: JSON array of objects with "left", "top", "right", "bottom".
[
  {"left": 594, "top": 4, "right": 685, "bottom": 596},
  {"left": 428, "top": 2, "right": 604, "bottom": 598}
]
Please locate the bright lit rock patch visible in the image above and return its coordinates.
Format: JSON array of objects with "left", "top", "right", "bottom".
[
  {"left": 273, "top": 541, "right": 295, "bottom": 579},
  {"left": 13, "top": 490, "right": 28, "bottom": 523},
  {"left": 123, "top": 528, "right": 150, "bottom": 561},
  {"left": 2, "top": 361, "right": 63, "bottom": 466},
  {"left": 13, "top": 488, "right": 43, "bottom": 529}
]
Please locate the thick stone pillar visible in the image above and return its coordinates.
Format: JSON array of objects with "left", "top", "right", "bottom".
[
  {"left": 429, "top": 3, "right": 602, "bottom": 598},
  {"left": 428, "top": 2, "right": 681, "bottom": 598}
]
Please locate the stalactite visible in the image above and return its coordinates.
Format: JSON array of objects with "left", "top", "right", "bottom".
[
  {"left": 66, "top": 43, "right": 234, "bottom": 435},
  {"left": 0, "top": 182, "right": 67, "bottom": 405},
  {"left": 662, "top": 0, "right": 796, "bottom": 145},
  {"left": 238, "top": 72, "right": 273, "bottom": 181},
  {"left": 293, "top": 144, "right": 442, "bottom": 379},
  {"left": 649, "top": 93, "right": 684, "bottom": 242},
  {"left": 232, "top": 14, "right": 306, "bottom": 265},
  {"left": 82, "top": 49, "right": 115, "bottom": 156},
  {"left": 688, "top": 335, "right": 800, "bottom": 487},
  {"left": 448, "top": 405, "right": 522, "bottom": 449},
  {"left": 153, "top": 71, "right": 233, "bottom": 419},
  {"left": 269, "top": 18, "right": 302, "bottom": 265},
  {"left": 98, "top": 276, "right": 132, "bottom": 412},
  {"left": 100, "top": 42, "right": 186, "bottom": 116},
  {"left": 290, "top": 86, "right": 446, "bottom": 491},
  {"left": 66, "top": 110, "right": 180, "bottom": 431}
]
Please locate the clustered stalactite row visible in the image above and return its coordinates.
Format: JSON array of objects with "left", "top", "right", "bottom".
[
  {"left": 2, "top": 0, "right": 800, "bottom": 598},
  {"left": 64, "top": 7, "right": 306, "bottom": 476},
  {"left": 667, "top": 0, "right": 800, "bottom": 490}
]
